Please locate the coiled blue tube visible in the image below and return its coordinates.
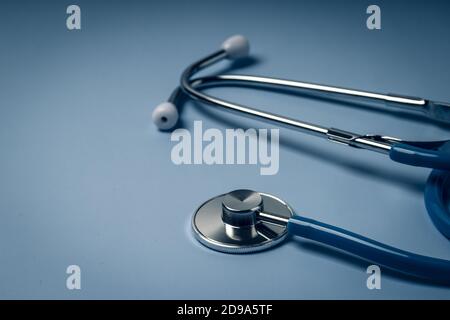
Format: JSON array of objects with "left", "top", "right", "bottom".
[{"left": 425, "top": 170, "right": 450, "bottom": 238}]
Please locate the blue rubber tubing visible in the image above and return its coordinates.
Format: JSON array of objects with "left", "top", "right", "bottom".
[{"left": 425, "top": 169, "right": 450, "bottom": 239}]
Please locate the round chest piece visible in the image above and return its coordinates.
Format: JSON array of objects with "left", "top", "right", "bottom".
[{"left": 192, "top": 189, "right": 293, "bottom": 253}]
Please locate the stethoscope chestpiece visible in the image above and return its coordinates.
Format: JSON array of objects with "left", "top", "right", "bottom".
[
  {"left": 192, "top": 189, "right": 450, "bottom": 284},
  {"left": 192, "top": 189, "right": 293, "bottom": 253}
]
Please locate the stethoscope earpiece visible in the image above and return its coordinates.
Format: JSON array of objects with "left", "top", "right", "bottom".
[
  {"left": 152, "top": 102, "right": 179, "bottom": 130},
  {"left": 221, "top": 35, "right": 250, "bottom": 60}
]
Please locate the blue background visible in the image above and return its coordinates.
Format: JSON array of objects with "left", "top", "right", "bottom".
[{"left": 1, "top": 0, "right": 450, "bottom": 299}]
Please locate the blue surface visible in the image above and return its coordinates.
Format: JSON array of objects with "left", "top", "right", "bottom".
[{"left": 1, "top": 0, "right": 450, "bottom": 299}]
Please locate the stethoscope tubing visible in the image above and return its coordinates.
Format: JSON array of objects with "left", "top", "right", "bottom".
[
  {"left": 288, "top": 215, "right": 450, "bottom": 284},
  {"left": 260, "top": 208, "right": 450, "bottom": 283},
  {"left": 425, "top": 170, "right": 450, "bottom": 238}
]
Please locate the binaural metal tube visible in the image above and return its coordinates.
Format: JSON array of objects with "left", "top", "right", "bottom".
[
  {"left": 195, "top": 74, "right": 426, "bottom": 106},
  {"left": 180, "top": 50, "right": 329, "bottom": 138},
  {"left": 179, "top": 50, "right": 395, "bottom": 154}
]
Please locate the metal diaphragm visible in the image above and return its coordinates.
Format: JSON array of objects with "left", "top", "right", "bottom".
[{"left": 192, "top": 190, "right": 293, "bottom": 253}]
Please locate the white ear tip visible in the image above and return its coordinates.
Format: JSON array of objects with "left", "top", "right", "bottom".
[
  {"left": 152, "top": 102, "right": 179, "bottom": 130},
  {"left": 221, "top": 35, "right": 250, "bottom": 60}
]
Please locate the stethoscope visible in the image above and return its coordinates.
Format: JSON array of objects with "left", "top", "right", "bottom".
[{"left": 152, "top": 35, "right": 450, "bottom": 284}]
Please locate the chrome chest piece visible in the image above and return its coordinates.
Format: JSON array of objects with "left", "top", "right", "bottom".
[
  {"left": 192, "top": 189, "right": 293, "bottom": 253},
  {"left": 191, "top": 189, "right": 450, "bottom": 284}
]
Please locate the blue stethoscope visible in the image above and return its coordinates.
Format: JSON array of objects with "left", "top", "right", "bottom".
[{"left": 152, "top": 35, "right": 450, "bottom": 284}]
